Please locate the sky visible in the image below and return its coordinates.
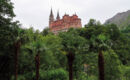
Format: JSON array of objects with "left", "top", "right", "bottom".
[{"left": 11, "top": 0, "right": 130, "bottom": 31}]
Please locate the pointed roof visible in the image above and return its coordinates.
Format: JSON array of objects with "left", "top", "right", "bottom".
[
  {"left": 56, "top": 10, "right": 60, "bottom": 20},
  {"left": 49, "top": 8, "right": 54, "bottom": 22},
  {"left": 50, "top": 8, "right": 54, "bottom": 17}
]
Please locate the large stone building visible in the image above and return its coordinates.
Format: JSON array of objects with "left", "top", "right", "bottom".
[{"left": 49, "top": 9, "right": 82, "bottom": 34}]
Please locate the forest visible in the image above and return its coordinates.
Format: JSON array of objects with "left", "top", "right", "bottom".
[{"left": 0, "top": 0, "right": 130, "bottom": 80}]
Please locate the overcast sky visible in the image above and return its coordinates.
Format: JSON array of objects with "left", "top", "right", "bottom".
[{"left": 11, "top": 0, "right": 130, "bottom": 31}]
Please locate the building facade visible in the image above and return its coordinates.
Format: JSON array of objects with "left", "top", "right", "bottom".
[{"left": 49, "top": 9, "right": 82, "bottom": 34}]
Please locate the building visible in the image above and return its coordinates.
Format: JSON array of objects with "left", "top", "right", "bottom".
[{"left": 49, "top": 9, "right": 82, "bottom": 34}]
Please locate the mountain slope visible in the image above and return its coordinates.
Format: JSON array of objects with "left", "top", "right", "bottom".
[{"left": 105, "top": 10, "right": 130, "bottom": 29}]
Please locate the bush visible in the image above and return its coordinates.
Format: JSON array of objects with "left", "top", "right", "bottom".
[{"left": 41, "top": 68, "right": 68, "bottom": 80}]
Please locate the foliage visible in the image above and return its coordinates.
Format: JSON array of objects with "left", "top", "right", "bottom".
[
  {"left": 0, "top": 1, "right": 130, "bottom": 79},
  {"left": 41, "top": 68, "right": 68, "bottom": 80},
  {"left": 121, "top": 65, "right": 130, "bottom": 80},
  {"left": 59, "top": 28, "right": 88, "bottom": 54},
  {"left": 104, "top": 50, "right": 122, "bottom": 80},
  {"left": 0, "top": 0, "right": 18, "bottom": 79},
  {"left": 41, "top": 27, "right": 53, "bottom": 36}
]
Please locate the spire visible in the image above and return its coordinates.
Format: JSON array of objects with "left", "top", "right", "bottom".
[
  {"left": 49, "top": 8, "right": 54, "bottom": 22},
  {"left": 50, "top": 8, "right": 53, "bottom": 16},
  {"left": 56, "top": 10, "right": 60, "bottom": 20}
]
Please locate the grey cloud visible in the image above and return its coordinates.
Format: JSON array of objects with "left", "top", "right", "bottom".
[{"left": 11, "top": 0, "right": 130, "bottom": 30}]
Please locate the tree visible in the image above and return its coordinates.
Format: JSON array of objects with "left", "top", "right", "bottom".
[
  {"left": 18, "top": 34, "right": 62, "bottom": 80},
  {"left": 86, "top": 30, "right": 110, "bottom": 80},
  {"left": 0, "top": 0, "right": 15, "bottom": 18},
  {"left": 41, "top": 27, "right": 53, "bottom": 36},
  {"left": 59, "top": 28, "right": 88, "bottom": 80},
  {"left": 106, "top": 24, "right": 130, "bottom": 65},
  {"left": 13, "top": 25, "right": 27, "bottom": 80},
  {"left": 98, "top": 51, "right": 105, "bottom": 80},
  {"left": 85, "top": 19, "right": 96, "bottom": 27},
  {"left": 0, "top": 0, "right": 16, "bottom": 79},
  {"left": 121, "top": 25, "right": 130, "bottom": 38},
  {"left": 42, "top": 68, "right": 68, "bottom": 80},
  {"left": 97, "top": 34, "right": 111, "bottom": 80},
  {"left": 26, "top": 40, "right": 47, "bottom": 80},
  {"left": 104, "top": 50, "right": 122, "bottom": 80}
]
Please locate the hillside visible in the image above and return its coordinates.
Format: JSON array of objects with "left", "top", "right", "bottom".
[{"left": 105, "top": 10, "right": 130, "bottom": 29}]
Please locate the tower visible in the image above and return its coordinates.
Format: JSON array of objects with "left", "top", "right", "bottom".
[
  {"left": 56, "top": 10, "right": 60, "bottom": 20},
  {"left": 49, "top": 8, "right": 54, "bottom": 26},
  {"left": 49, "top": 9, "right": 82, "bottom": 34}
]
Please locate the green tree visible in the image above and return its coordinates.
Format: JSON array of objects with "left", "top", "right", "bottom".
[
  {"left": 41, "top": 27, "right": 53, "bottom": 36},
  {"left": 97, "top": 34, "right": 110, "bottom": 80},
  {"left": 26, "top": 40, "right": 47, "bottom": 80},
  {"left": 85, "top": 19, "right": 96, "bottom": 27},
  {"left": 42, "top": 68, "right": 68, "bottom": 80},
  {"left": 13, "top": 26, "right": 28, "bottom": 80},
  {"left": 59, "top": 28, "right": 88, "bottom": 80},
  {"left": 104, "top": 50, "right": 122, "bottom": 80},
  {"left": 0, "top": 0, "right": 16, "bottom": 79}
]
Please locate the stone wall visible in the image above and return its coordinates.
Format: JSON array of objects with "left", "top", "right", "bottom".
[{"left": 49, "top": 14, "right": 82, "bottom": 34}]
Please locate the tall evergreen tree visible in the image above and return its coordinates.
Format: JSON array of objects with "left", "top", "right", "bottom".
[{"left": 0, "top": 0, "right": 16, "bottom": 79}]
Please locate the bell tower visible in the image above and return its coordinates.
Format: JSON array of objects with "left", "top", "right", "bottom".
[
  {"left": 56, "top": 10, "right": 60, "bottom": 20},
  {"left": 49, "top": 8, "right": 54, "bottom": 27}
]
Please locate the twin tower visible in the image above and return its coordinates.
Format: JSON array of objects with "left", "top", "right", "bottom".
[{"left": 49, "top": 9, "right": 82, "bottom": 34}]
